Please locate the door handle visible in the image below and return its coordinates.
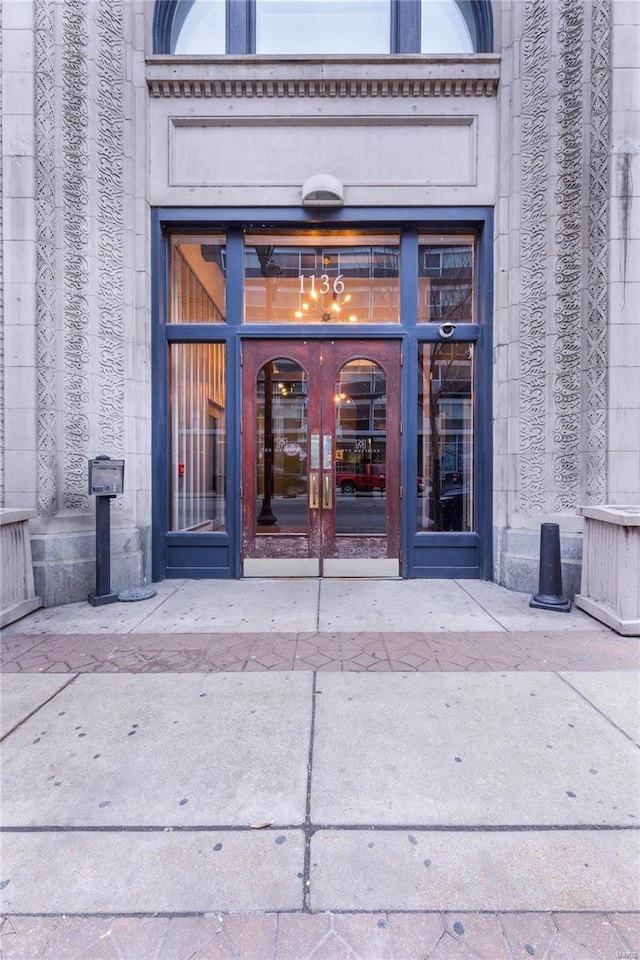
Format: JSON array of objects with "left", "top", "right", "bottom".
[
  {"left": 322, "top": 472, "right": 332, "bottom": 509},
  {"left": 309, "top": 472, "right": 320, "bottom": 509}
]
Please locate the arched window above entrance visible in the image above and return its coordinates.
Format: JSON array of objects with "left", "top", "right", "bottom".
[{"left": 153, "top": 0, "right": 493, "bottom": 55}]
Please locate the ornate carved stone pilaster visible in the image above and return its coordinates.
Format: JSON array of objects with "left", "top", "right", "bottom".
[
  {"left": 35, "top": 0, "right": 59, "bottom": 516},
  {"left": 36, "top": 0, "right": 129, "bottom": 519},
  {"left": 584, "top": 0, "right": 610, "bottom": 503},
  {"left": 517, "top": 0, "right": 610, "bottom": 518},
  {"left": 552, "top": 0, "right": 584, "bottom": 512},
  {"left": 61, "top": 0, "right": 91, "bottom": 511},
  {"left": 0, "top": 0, "right": 4, "bottom": 506},
  {"left": 518, "top": 0, "right": 551, "bottom": 513},
  {"left": 96, "top": 0, "right": 126, "bottom": 467}
]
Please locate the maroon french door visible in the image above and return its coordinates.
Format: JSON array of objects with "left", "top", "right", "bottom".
[{"left": 242, "top": 339, "right": 401, "bottom": 576}]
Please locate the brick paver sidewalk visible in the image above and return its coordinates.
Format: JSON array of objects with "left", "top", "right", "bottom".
[{"left": 2, "top": 629, "right": 638, "bottom": 674}]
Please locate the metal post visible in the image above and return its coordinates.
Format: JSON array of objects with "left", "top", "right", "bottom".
[{"left": 88, "top": 497, "right": 119, "bottom": 606}]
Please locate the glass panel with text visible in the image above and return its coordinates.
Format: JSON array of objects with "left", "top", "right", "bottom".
[{"left": 244, "top": 232, "right": 400, "bottom": 324}]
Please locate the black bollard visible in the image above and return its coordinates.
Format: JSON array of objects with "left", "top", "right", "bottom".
[{"left": 529, "top": 522, "right": 571, "bottom": 612}]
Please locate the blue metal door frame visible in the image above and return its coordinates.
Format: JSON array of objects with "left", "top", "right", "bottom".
[{"left": 151, "top": 206, "right": 493, "bottom": 581}]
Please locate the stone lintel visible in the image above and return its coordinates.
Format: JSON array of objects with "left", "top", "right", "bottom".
[{"left": 146, "top": 54, "right": 500, "bottom": 99}]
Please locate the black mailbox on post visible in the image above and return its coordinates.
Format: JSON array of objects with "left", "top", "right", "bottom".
[{"left": 88, "top": 455, "right": 123, "bottom": 606}]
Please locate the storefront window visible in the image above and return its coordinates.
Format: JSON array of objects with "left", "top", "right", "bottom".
[
  {"left": 170, "top": 342, "right": 227, "bottom": 531},
  {"left": 418, "top": 236, "right": 475, "bottom": 324},
  {"left": 170, "top": 235, "right": 226, "bottom": 323},
  {"left": 417, "top": 342, "right": 473, "bottom": 531},
  {"left": 244, "top": 232, "right": 400, "bottom": 324}
]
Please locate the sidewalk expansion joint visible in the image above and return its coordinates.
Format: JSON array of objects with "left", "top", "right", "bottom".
[
  {"left": 2, "top": 823, "right": 638, "bottom": 833},
  {"left": 455, "top": 579, "right": 507, "bottom": 631},
  {"left": 303, "top": 672, "right": 318, "bottom": 911},
  {"left": 556, "top": 670, "right": 640, "bottom": 748},
  {"left": 2, "top": 908, "right": 637, "bottom": 919},
  {"left": 0, "top": 674, "right": 78, "bottom": 743}
]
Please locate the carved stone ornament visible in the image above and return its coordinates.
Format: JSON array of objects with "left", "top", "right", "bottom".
[
  {"left": 35, "top": 0, "right": 59, "bottom": 517},
  {"left": 552, "top": 0, "right": 584, "bottom": 512},
  {"left": 585, "top": 0, "right": 610, "bottom": 504},
  {"left": 96, "top": 0, "right": 126, "bottom": 489},
  {"left": 36, "top": 0, "right": 128, "bottom": 517},
  {"left": 518, "top": 0, "right": 610, "bottom": 514},
  {"left": 62, "top": 0, "right": 92, "bottom": 512},
  {"left": 0, "top": 0, "right": 4, "bottom": 505},
  {"left": 518, "top": 0, "right": 551, "bottom": 514}
]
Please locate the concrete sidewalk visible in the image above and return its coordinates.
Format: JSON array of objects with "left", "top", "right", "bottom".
[
  {"left": 0, "top": 577, "right": 621, "bottom": 636},
  {"left": 1, "top": 579, "right": 639, "bottom": 959}
]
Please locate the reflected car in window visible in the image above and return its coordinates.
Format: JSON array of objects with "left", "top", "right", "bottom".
[{"left": 272, "top": 468, "right": 307, "bottom": 498}]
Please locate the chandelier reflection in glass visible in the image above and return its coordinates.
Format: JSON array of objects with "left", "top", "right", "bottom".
[{"left": 294, "top": 268, "right": 357, "bottom": 323}]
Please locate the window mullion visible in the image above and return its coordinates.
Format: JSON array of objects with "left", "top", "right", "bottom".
[
  {"left": 394, "top": 0, "right": 420, "bottom": 54},
  {"left": 227, "top": 0, "right": 255, "bottom": 53}
]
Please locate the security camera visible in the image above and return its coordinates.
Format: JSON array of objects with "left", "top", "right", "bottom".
[
  {"left": 439, "top": 322, "right": 456, "bottom": 339},
  {"left": 301, "top": 174, "right": 344, "bottom": 208}
]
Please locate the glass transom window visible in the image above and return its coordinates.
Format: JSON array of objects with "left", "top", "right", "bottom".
[
  {"left": 244, "top": 231, "right": 400, "bottom": 324},
  {"left": 172, "top": 0, "right": 225, "bottom": 54},
  {"left": 170, "top": 235, "right": 226, "bottom": 324},
  {"left": 421, "top": 0, "right": 473, "bottom": 53},
  {"left": 256, "top": 0, "right": 390, "bottom": 54},
  {"left": 160, "top": 0, "right": 490, "bottom": 55},
  {"left": 418, "top": 235, "right": 475, "bottom": 324}
]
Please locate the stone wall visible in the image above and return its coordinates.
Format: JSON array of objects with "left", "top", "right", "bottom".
[
  {"left": 494, "top": 0, "right": 620, "bottom": 597},
  {"left": 2, "top": 0, "right": 637, "bottom": 603},
  {"left": 2, "top": 0, "right": 150, "bottom": 605},
  {"left": 608, "top": 0, "right": 640, "bottom": 503}
]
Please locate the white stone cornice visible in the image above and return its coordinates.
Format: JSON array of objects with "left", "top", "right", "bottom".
[{"left": 146, "top": 55, "right": 500, "bottom": 99}]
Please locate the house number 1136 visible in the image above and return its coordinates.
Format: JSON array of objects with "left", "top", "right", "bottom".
[{"left": 298, "top": 274, "right": 345, "bottom": 295}]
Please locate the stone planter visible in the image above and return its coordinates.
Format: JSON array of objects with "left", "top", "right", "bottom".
[
  {"left": 574, "top": 506, "right": 640, "bottom": 636},
  {"left": 0, "top": 509, "right": 43, "bottom": 627}
]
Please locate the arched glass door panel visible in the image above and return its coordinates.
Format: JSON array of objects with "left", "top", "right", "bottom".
[
  {"left": 335, "top": 360, "right": 387, "bottom": 535},
  {"left": 256, "top": 359, "right": 308, "bottom": 533}
]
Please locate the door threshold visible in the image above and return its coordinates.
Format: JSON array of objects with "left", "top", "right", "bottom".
[
  {"left": 243, "top": 558, "right": 401, "bottom": 578},
  {"left": 323, "top": 558, "right": 400, "bottom": 577},
  {"left": 243, "top": 558, "right": 320, "bottom": 577}
]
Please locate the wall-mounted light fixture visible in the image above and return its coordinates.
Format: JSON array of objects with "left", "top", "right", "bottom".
[{"left": 301, "top": 174, "right": 344, "bottom": 208}]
